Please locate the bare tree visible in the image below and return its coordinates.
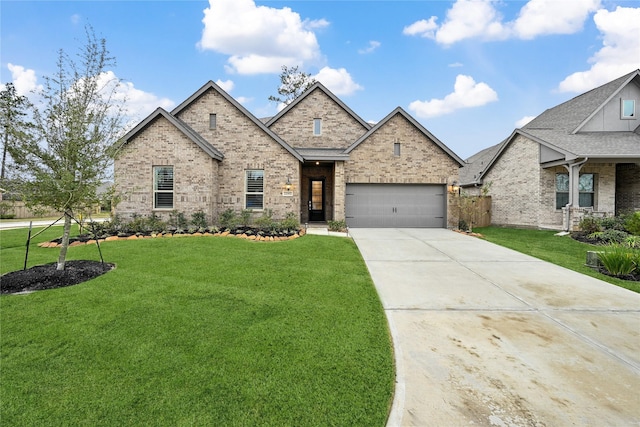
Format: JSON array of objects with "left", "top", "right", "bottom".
[
  {"left": 268, "top": 65, "right": 317, "bottom": 106},
  {"left": 9, "top": 26, "right": 126, "bottom": 270}
]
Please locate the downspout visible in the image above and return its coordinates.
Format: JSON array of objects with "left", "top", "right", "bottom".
[{"left": 563, "top": 157, "right": 588, "bottom": 232}]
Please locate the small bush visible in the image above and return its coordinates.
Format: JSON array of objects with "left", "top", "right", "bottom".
[
  {"left": 218, "top": 209, "right": 238, "bottom": 230},
  {"left": 240, "top": 209, "right": 252, "bottom": 227},
  {"left": 191, "top": 210, "right": 208, "bottom": 229},
  {"left": 254, "top": 209, "right": 276, "bottom": 232},
  {"left": 579, "top": 216, "right": 602, "bottom": 234},
  {"left": 280, "top": 212, "right": 300, "bottom": 231},
  {"left": 624, "top": 235, "right": 640, "bottom": 249},
  {"left": 624, "top": 212, "right": 640, "bottom": 236},
  {"left": 599, "top": 229, "right": 629, "bottom": 244},
  {"left": 598, "top": 245, "right": 638, "bottom": 277},
  {"left": 328, "top": 219, "right": 347, "bottom": 232}
]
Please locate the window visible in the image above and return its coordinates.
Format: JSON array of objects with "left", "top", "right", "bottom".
[
  {"left": 555, "top": 173, "right": 594, "bottom": 209},
  {"left": 621, "top": 99, "right": 635, "bottom": 119},
  {"left": 393, "top": 142, "right": 401, "bottom": 156},
  {"left": 245, "top": 170, "right": 264, "bottom": 210},
  {"left": 313, "top": 118, "right": 322, "bottom": 136},
  {"left": 154, "top": 166, "right": 174, "bottom": 209},
  {"left": 209, "top": 113, "right": 217, "bottom": 129}
]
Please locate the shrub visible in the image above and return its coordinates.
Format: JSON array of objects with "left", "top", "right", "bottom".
[
  {"left": 191, "top": 210, "right": 208, "bottom": 229},
  {"left": 624, "top": 212, "right": 640, "bottom": 236},
  {"left": 598, "top": 245, "right": 638, "bottom": 277},
  {"left": 600, "top": 216, "right": 625, "bottom": 231},
  {"left": 254, "top": 209, "right": 276, "bottom": 232},
  {"left": 599, "top": 229, "right": 629, "bottom": 244},
  {"left": 328, "top": 219, "right": 347, "bottom": 232},
  {"left": 624, "top": 235, "right": 640, "bottom": 249},
  {"left": 218, "top": 209, "right": 238, "bottom": 230},
  {"left": 579, "top": 216, "right": 601, "bottom": 234},
  {"left": 240, "top": 209, "right": 252, "bottom": 227},
  {"left": 280, "top": 212, "right": 300, "bottom": 231}
]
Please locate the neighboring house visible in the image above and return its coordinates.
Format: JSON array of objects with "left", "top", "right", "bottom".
[
  {"left": 114, "top": 81, "right": 464, "bottom": 228},
  {"left": 460, "top": 69, "right": 640, "bottom": 231}
]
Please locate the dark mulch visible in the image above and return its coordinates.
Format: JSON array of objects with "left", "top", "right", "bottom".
[{"left": 1, "top": 260, "right": 114, "bottom": 295}]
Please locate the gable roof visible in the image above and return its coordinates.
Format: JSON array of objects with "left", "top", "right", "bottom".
[
  {"left": 117, "top": 107, "right": 224, "bottom": 161},
  {"left": 344, "top": 107, "right": 465, "bottom": 166},
  {"left": 521, "top": 69, "right": 640, "bottom": 157},
  {"left": 172, "top": 81, "right": 303, "bottom": 162},
  {"left": 265, "top": 82, "right": 372, "bottom": 130},
  {"left": 462, "top": 69, "right": 640, "bottom": 186}
]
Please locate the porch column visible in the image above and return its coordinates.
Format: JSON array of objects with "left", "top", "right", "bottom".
[
  {"left": 563, "top": 159, "right": 588, "bottom": 231},
  {"left": 334, "top": 161, "right": 345, "bottom": 221}
]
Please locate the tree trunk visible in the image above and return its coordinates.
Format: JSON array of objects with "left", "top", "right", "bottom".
[{"left": 57, "top": 211, "right": 72, "bottom": 270}]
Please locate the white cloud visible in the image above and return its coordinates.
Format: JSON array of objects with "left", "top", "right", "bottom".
[
  {"left": 404, "top": 0, "right": 601, "bottom": 46},
  {"left": 515, "top": 116, "right": 536, "bottom": 127},
  {"left": 513, "top": 0, "right": 600, "bottom": 39},
  {"left": 557, "top": 6, "right": 640, "bottom": 93},
  {"left": 313, "top": 67, "right": 363, "bottom": 96},
  {"left": 449, "top": 62, "right": 464, "bottom": 68},
  {"left": 94, "top": 71, "right": 175, "bottom": 125},
  {"left": 215, "top": 79, "right": 234, "bottom": 93},
  {"left": 198, "top": 0, "right": 325, "bottom": 74},
  {"left": 358, "top": 41, "right": 381, "bottom": 54},
  {"left": 408, "top": 74, "right": 498, "bottom": 118},
  {"left": 71, "top": 14, "right": 81, "bottom": 24},
  {"left": 6, "top": 63, "right": 43, "bottom": 96},
  {"left": 403, "top": 17, "right": 438, "bottom": 38}
]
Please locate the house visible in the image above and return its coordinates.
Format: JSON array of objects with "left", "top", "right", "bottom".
[
  {"left": 114, "top": 81, "right": 465, "bottom": 228},
  {"left": 460, "top": 69, "right": 640, "bottom": 231}
]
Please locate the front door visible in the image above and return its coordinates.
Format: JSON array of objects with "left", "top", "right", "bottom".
[{"left": 309, "top": 179, "right": 325, "bottom": 221}]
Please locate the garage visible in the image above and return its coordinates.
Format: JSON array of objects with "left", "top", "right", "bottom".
[{"left": 345, "top": 184, "right": 446, "bottom": 228}]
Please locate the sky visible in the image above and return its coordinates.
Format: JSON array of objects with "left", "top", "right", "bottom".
[{"left": 1, "top": 0, "right": 639, "bottom": 160}]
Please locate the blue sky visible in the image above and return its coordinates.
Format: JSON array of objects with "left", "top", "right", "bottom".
[{"left": 2, "top": 0, "right": 639, "bottom": 159}]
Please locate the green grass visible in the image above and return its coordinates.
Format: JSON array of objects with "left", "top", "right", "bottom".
[
  {"left": 475, "top": 226, "right": 640, "bottom": 294},
  {"left": 1, "top": 228, "right": 394, "bottom": 426}
]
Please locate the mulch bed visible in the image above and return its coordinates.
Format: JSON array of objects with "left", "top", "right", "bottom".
[{"left": 1, "top": 260, "right": 114, "bottom": 295}]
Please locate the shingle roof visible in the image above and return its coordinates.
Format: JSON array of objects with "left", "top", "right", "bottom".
[
  {"left": 117, "top": 108, "right": 224, "bottom": 160},
  {"left": 462, "top": 69, "right": 640, "bottom": 186}
]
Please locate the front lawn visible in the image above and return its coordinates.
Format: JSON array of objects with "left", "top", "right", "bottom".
[
  {"left": 0, "top": 228, "right": 394, "bottom": 426},
  {"left": 475, "top": 226, "right": 640, "bottom": 293}
]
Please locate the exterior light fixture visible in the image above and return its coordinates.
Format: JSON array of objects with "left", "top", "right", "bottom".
[{"left": 448, "top": 181, "right": 460, "bottom": 195}]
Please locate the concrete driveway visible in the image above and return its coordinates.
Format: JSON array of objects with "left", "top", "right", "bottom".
[{"left": 350, "top": 228, "right": 640, "bottom": 427}]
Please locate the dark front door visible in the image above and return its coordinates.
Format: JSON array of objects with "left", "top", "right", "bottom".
[{"left": 309, "top": 179, "right": 325, "bottom": 221}]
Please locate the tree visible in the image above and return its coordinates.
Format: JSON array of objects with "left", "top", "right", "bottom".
[
  {"left": 268, "top": 65, "right": 317, "bottom": 106},
  {"left": 0, "top": 83, "right": 31, "bottom": 186},
  {"left": 9, "top": 26, "right": 126, "bottom": 270}
]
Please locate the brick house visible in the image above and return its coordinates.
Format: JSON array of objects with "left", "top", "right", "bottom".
[
  {"left": 461, "top": 69, "right": 640, "bottom": 231},
  {"left": 114, "top": 81, "right": 464, "bottom": 228}
]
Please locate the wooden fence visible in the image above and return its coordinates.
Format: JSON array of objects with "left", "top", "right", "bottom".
[
  {"left": 0, "top": 200, "right": 100, "bottom": 219},
  {"left": 457, "top": 196, "right": 491, "bottom": 229}
]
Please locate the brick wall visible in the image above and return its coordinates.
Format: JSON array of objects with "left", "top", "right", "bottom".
[
  {"left": 483, "top": 134, "right": 542, "bottom": 228},
  {"left": 114, "top": 115, "right": 219, "bottom": 223},
  {"left": 484, "top": 134, "right": 618, "bottom": 229},
  {"left": 268, "top": 88, "right": 369, "bottom": 149},
  {"left": 174, "top": 88, "right": 301, "bottom": 222},
  {"left": 344, "top": 113, "right": 460, "bottom": 226},
  {"left": 616, "top": 163, "right": 640, "bottom": 214}
]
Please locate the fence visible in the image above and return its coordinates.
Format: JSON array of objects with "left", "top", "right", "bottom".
[
  {"left": 457, "top": 196, "right": 491, "bottom": 229},
  {"left": 0, "top": 200, "right": 101, "bottom": 219}
]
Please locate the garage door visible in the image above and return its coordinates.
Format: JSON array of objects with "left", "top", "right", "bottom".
[{"left": 345, "top": 184, "right": 446, "bottom": 228}]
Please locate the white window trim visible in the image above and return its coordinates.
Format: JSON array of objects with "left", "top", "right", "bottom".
[
  {"left": 621, "top": 99, "right": 635, "bottom": 119},
  {"left": 245, "top": 169, "right": 264, "bottom": 211},
  {"left": 153, "top": 166, "right": 174, "bottom": 210}
]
